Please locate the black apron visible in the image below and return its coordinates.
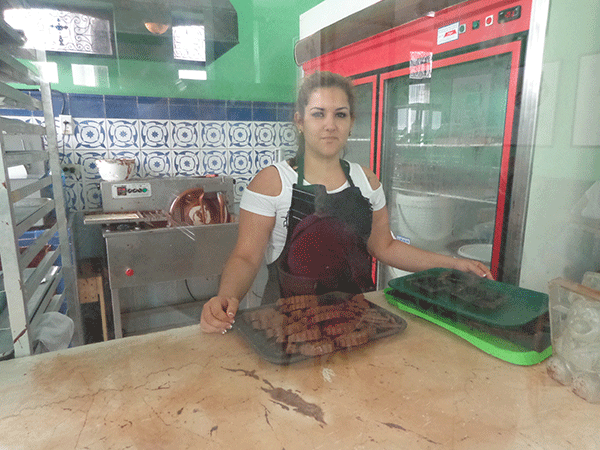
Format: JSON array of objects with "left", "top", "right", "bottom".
[{"left": 262, "top": 158, "right": 375, "bottom": 304}]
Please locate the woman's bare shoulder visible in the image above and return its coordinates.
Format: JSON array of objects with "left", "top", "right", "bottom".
[
  {"left": 247, "top": 165, "right": 283, "bottom": 196},
  {"left": 359, "top": 165, "right": 381, "bottom": 190}
]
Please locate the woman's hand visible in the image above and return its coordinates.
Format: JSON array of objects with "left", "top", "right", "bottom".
[
  {"left": 451, "top": 257, "right": 494, "bottom": 279},
  {"left": 200, "top": 296, "right": 239, "bottom": 334}
]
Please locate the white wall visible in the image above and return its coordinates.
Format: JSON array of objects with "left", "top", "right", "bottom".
[{"left": 519, "top": 0, "right": 600, "bottom": 292}]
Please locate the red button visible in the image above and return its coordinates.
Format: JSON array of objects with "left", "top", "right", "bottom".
[{"left": 125, "top": 268, "right": 134, "bottom": 277}]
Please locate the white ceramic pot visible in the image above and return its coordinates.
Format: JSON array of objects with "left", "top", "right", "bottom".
[{"left": 96, "top": 158, "right": 135, "bottom": 181}]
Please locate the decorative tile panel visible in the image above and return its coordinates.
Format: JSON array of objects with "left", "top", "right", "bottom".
[
  {"left": 280, "top": 146, "right": 298, "bottom": 161},
  {"left": 173, "top": 149, "right": 201, "bottom": 177},
  {"left": 73, "top": 118, "right": 107, "bottom": 149},
  {"left": 50, "top": 94, "right": 298, "bottom": 211},
  {"left": 201, "top": 149, "right": 228, "bottom": 175},
  {"left": 140, "top": 120, "right": 170, "bottom": 149},
  {"left": 228, "top": 121, "right": 253, "bottom": 148},
  {"left": 278, "top": 122, "right": 298, "bottom": 147},
  {"left": 171, "top": 121, "right": 199, "bottom": 148},
  {"left": 229, "top": 149, "right": 253, "bottom": 176},
  {"left": 254, "top": 149, "right": 277, "bottom": 172},
  {"left": 232, "top": 176, "right": 251, "bottom": 203},
  {"left": 58, "top": 147, "right": 75, "bottom": 166},
  {"left": 199, "top": 121, "right": 227, "bottom": 148},
  {"left": 31, "top": 116, "right": 45, "bottom": 127},
  {"left": 107, "top": 119, "right": 139, "bottom": 148},
  {"left": 254, "top": 122, "right": 277, "bottom": 148},
  {"left": 140, "top": 149, "right": 172, "bottom": 177},
  {"left": 63, "top": 180, "right": 83, "bottom": 212},
  {"left": 82, "top": 182, "right": 102, "bottom": 210}
]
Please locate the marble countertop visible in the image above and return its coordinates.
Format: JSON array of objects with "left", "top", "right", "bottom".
[{"left": 0, "top": 291, "right": 597, "bottom": 450}]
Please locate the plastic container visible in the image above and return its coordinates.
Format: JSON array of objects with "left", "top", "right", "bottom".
[
  {"left": 385, "top": 269, "right": 552, "bottom": 365},
  {"left": 388, "top": 268, "right": 546, "bottom": 327},
  {"left": 546, "top": 277, "right": 600, "bottom": 403}
]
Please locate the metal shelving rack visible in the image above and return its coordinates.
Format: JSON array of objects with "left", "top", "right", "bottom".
[{"left": 0, "top": 12, "right": 82, "bottom": 358}]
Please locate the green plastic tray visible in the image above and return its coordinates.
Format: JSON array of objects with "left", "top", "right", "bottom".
[
  {"left": 385, "top": 287, "right": 552, "bottom": 366},
  {"left": 388, "top": 269, "right": 548, "bottom": 328}
]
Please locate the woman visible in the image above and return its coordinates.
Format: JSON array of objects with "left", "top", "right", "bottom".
[{"left": 200, "top": 71, "right": 492, "bottom": 334}]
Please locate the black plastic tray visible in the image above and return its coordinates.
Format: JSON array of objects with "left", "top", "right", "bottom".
[
  {"left": 388, "top": 268, "right": 548, "bottom": 328},
  {"left": 235, "top": 293, "right": 407, "bottom": 365}
]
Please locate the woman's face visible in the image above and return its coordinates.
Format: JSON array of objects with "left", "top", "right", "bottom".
[{"left": 295, "top": 87, "right": 354, "bottom": 159}]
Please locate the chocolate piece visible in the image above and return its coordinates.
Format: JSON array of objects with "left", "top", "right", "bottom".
[{"left": 242, "top": 292, "right": 403, "bottom": 359}]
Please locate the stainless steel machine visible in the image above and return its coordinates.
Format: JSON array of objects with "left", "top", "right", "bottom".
[{"left": 85, "top": 176, "right": 238, "bottom": 338}]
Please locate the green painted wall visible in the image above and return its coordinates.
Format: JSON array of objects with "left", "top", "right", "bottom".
[{"left": 45, "top": 0, "right": 323, "bottom": 102}]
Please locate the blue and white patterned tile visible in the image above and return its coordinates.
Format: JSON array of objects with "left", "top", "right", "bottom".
[
  {"left": 140, "top": 149, "right": 173, "bottom": 177},
  {"left": 58, "top": 147, "right": 75, "bottom": 166},
  {"left": 62, "top": 180, "right": 83, "bottom": 213},
  {"left": 200, "top": 149, "right": 228, "bottom": 175},
  {"left": 199, "top": 121, "right": 227, "bottom": 148},
  {"left": 229, "top": 149, "right": 254, "bottom": 176},
  {"left": 108, "top": 149, "right": 142, "bottom": 178},
  {"left": 254, "top": 148, "right": 277, "bottom": 172},
  {"left": 171, "top": 120, "right": 199, "bottom": 149},
  {"left": 173, "top": 149, "right": 201, "bottom": 176},
  {"left": 74, "top": 150, "right": 108, "bottom": 181},
  {"left": 82, "top": 182, "right": 103, "bottom": 211},
  {"left": 107, "top": 119, "right": 139, "bottom": 148},
  {"left": 72, "top": 118, "right": 107, "bottom": 150},
  {"left": 228, "top": 121, "right": 253, "bottom": 148},
  {"left": 279, "top": 146, "right": 298, "bottom": 162},
  {"left": 254, "top": 122, "right": 278, "bottom": 148},
  {"left": 30, "top": 116, "right": 45, "bottom": 127},
  {"left": 140, "top": 120, "right": 171, "bottom": 149},
  {"left": 232, "top": 176, "right": 251, "bottom": 203},
  {"left": 278, "top": 122, "right": 298, "bottom": 147}
]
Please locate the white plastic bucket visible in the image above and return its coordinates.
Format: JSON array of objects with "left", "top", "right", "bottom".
[{"left": 395, "top": 192, "right": 454, "bottom": 250}]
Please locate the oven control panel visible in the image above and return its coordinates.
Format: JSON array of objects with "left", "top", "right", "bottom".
[{"left": 111, "top": 182, "right": 152, "bottom": 199}]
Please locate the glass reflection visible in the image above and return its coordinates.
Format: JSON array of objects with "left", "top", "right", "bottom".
[{"left": 3, "top": 8, "right": 112, "bottom": 55}]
